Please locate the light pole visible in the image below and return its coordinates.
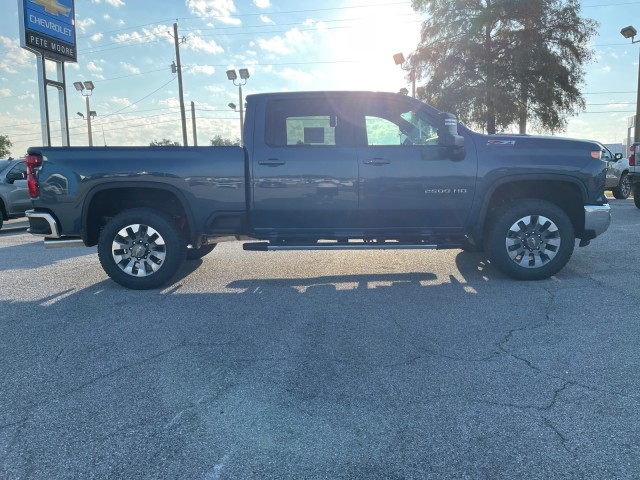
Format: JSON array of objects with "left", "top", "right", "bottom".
[
  {"left": 73, "top": 81, "right": 95, "bottom": 146},
  {"left": 621, "top": 25, "right": 640, "bottom": 142},
  {"left": 226, "top": 68, "right": 250, "bottom": 146},
  {"left": 393, "top": 52, "right": 415, "bottom": 98}
]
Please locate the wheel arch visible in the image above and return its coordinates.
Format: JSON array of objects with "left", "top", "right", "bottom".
[
  {"left": 81, "top": 182, "right": 196, "bottom": 246},
  {"left": 472, "top": 176, "right": 587, "bottom": 243}
]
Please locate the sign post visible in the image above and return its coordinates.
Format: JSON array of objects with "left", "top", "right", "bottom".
[{"left": 18, "top": 0, "right": 77, "bottom": 147}]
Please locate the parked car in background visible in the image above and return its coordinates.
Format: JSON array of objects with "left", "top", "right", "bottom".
[
  {"left": 600, "top": 143, "right": 631, "bottom": 199},
  {"left": 627, "top": 141, "right": 640, "bottom": 208},
  {"left": 0, "top": 158, "right": 30, "bottom": 229}
]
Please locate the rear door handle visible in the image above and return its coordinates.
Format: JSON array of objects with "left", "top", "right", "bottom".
[
  {"left": 258, "top": 159, "right": 286, "bottom": 166},
  {"left": 364, "top": 158, "right": 390, "bottom": 165}
]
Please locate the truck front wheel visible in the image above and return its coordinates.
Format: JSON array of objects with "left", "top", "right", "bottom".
[
  {"left": 98, "top": 208, "right": 186, "bottom": 289},
  {"left": 487, "top": 199, "right": 575, "bottom": 280}
]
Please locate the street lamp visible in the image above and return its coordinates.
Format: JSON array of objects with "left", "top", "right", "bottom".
[
  {"left": 73, "top": 81, "right": 95, "bottom": 146},
  {"left": 393, "top": 52, "right": 415, "bottom": 98},
  {"left": 621, "top": 25, "right": 640, "bottom": 142},
  {"left": 226, "top": 68, "right": 250, "bottom": 146}
]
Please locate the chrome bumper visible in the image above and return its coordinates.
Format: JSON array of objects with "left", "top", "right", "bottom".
[
  {"left": 26, "top": 210, "right": 61, "bottom": 237},
  {"left": 584, "top": 204, "right": 611, "bottom": 238}
]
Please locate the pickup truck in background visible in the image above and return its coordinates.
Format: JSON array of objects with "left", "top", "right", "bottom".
[
  {"left": 628, "top": 142, "right": 640, "bottom": 208},
  {"left": 601, "top": 144, "right": 631, "bottom": 199},
  {"left": 0, "top": 158, "right": 30, "bottom": 230},
  {"left": 24, "top": 91, "right": 611, "bottom": 289}
]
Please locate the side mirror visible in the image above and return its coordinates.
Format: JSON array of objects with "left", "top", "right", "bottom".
[
  {"left": 614, "top": 153, "right": 623, "bottom": 160},
  {"left": 5, "top": 171, "right": 26, "bottom": 183},
  {"left": 438, "top": 112, "right": 465, "bottom": 159}
]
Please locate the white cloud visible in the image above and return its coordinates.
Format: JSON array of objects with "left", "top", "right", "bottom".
[
  {"left": 273, "top": 67, "right": 314, "bottom": 85},
  {"left": 253, "top": 0, "right": 271, "bottom": 8},
  {"left": 91, "top": 33, "right": 104, "bottom": 42},
  {"left": 0, "top": 36, "right": 33, "bottom": 74},
  {"left": 77, "top": 18, "right": 96, "bottom": 34},
  {"left": 158, "top": 97, "right": 181, "bottom": 109},
  {"left": 105, "top": 0, "right": 125, "bottom": 6},
  {"left": 112, "top": 25, "right": 170, "bottom": 45},
  {"left": 186, "top": 0, "right": 241, "bottom": 25},
  {"left": 204, "top": 85, "right": 225, "bottom": 94},
  {"left": 259, "top": 15, "right": 274, "bottom": 25},
  {"left": 186, "top": 34, "right": 224, "bottom": 54},
  {"left": 120, "top": 62, "right": 140, "bottom": 74},
  {"left": 188, "top": 65, "right": 216, "bottom": 75},
  {"left": 86, "top": 61, "right": 104, "bottom": 74},
  {"left": 0, "top": 88, "right": 11, "bottom": 97},
  {"left": 257, "top": 28, "right": 312, "bottom": 55},
  {"left": 110, "top": 96, "right": 132, "bottom": 107}
]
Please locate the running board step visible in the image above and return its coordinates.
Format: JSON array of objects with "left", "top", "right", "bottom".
[{"left": 243, "top": 242, "right": 462, "bottom": 251}]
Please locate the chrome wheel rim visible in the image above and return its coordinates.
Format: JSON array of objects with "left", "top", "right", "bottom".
[
  {"left": 111, "top": 224, "right": 166, "bottom": 277},
  {"left": 621, "top": 176, "right": 631, "bottom": 197},
  {"left": 505, "top": 215, "right": 560, "bottom": 269}
]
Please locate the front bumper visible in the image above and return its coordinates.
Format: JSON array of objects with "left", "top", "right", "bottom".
[{"left": 583, "top": 204, "right": 611, "bottom": 239}]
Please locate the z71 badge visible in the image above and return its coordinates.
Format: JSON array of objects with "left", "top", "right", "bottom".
[{"left": 487, "top": 140, "right": 516, "bottom": 146}]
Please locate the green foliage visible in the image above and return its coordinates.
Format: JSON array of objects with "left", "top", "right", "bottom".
[
  {"left": 0, "top": 135, "right": 12, "bottom": 158},
  {"left": 210, "top": 135, "right": 240, "bottom": 146},
  {"left": 150, "top": 138, "right": 181, "bottom": 146},
  {"left": 410, "top": 0, "right": 597, "bottom": 134}
]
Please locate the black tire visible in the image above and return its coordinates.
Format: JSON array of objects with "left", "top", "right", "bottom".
[
  {"left": 612, "top": 172, "right": 631, "bottom": 199},
  {"left": 186, "top": 243, "right": 216, "bottom": 260},
  {"left": 97, "top": 208, "right": 186, "bottom": 290},
  {"left": 634, "top": 187, "right": 640, "bottom": 209},
  {"left": 487, "top": 199, "right": 575, "bottom": 280}
]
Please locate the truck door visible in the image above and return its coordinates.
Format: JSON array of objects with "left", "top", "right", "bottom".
[
  {"left": 251, "top": 97, "right": 359, "bottom": 232},
  {"left": 356, "top": 97, "right": 476, "bottom": 230}
]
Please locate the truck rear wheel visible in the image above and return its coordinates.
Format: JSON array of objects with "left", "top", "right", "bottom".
[
  {"left": 634, "top": 187, "right": 640, "bottom": 209},
  {"left": 98, "top": 208, "right": 186, "bottom": 289},
  {"left": 487, "top": 199, "right": 575, "bottom": 280}
]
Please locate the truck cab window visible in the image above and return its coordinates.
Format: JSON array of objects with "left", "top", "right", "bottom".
[
  {"left": 364, "top": 108, "right": 438, "bottom": 146},
  {"left": 286, "top": 116, "right": 336, "bottom": 146},
  {"left": 266, "top": 99, "right": 349, "bottom": 147}
]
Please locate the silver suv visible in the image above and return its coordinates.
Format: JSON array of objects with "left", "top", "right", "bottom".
[{"left": 0, "top": 158, "right": 30, "bottom": 229}]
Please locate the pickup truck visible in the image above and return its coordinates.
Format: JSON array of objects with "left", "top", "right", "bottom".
[
  {"left": 601, "top": 144, "right": 631, "bottom": 199},
  {"left": 24, "top": 91, "right": 611, "bottom": 289},
  {"left": 628, "top": 142, "right": 640, "bottom": 208},
  {"left": 0, "top": 158, "right": 30, "bottom": 230}
]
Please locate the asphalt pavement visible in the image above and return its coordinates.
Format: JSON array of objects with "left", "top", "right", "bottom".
[{"left": 0, "top": 201, "right": 639, "bottom": 479}]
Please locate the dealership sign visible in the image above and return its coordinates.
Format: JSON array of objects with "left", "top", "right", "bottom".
[{"left": 19, "top": 0, "right": 77, "bottom": 62}]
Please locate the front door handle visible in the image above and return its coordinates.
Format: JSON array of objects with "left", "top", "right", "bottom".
[
  {"left": 259, "top": 159, "right": 286, "bottom": 166},
  {"left": 364, "top": 158, "right": 390, "bottom": 165}
]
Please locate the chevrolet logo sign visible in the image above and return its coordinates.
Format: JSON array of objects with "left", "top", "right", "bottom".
[{"left": 30, "top": 0, "right": 71, "bottom": 16}]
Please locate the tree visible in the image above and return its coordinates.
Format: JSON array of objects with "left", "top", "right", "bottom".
[
  {"left": 210, "top": 135, "right": 240, "bottom": 146},
  {"left": 150, "top": 138, "right": 180, "bottom": 146},
  {"left": 409, "top": 0, "right": 597, "bottom": 134},
  {"left": 0, "top": 135, "right": 12, "bottom": 158}
]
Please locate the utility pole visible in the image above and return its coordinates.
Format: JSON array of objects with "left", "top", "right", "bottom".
[
  {"left": 191, "top": 101, "right": 198, "bottom": 146},
  {"left": 171, "top": 22, "right": 188, "bottom": 147}
]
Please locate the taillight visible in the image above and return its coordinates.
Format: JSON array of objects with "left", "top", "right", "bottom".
[
  {"left": 630, "top": 145, "right": 636, "bottom": 167},
  {"left": 25, "top": 154, "right": 42, "bottom": 198}
]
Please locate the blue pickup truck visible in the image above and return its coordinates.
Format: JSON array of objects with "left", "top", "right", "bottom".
[{"left": 24, "top": 91, "right": 611, "bottom": 289}]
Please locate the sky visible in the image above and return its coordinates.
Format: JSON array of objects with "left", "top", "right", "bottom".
[{"left": 1, "top": 0, "right": 640, "bottom": 157}]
